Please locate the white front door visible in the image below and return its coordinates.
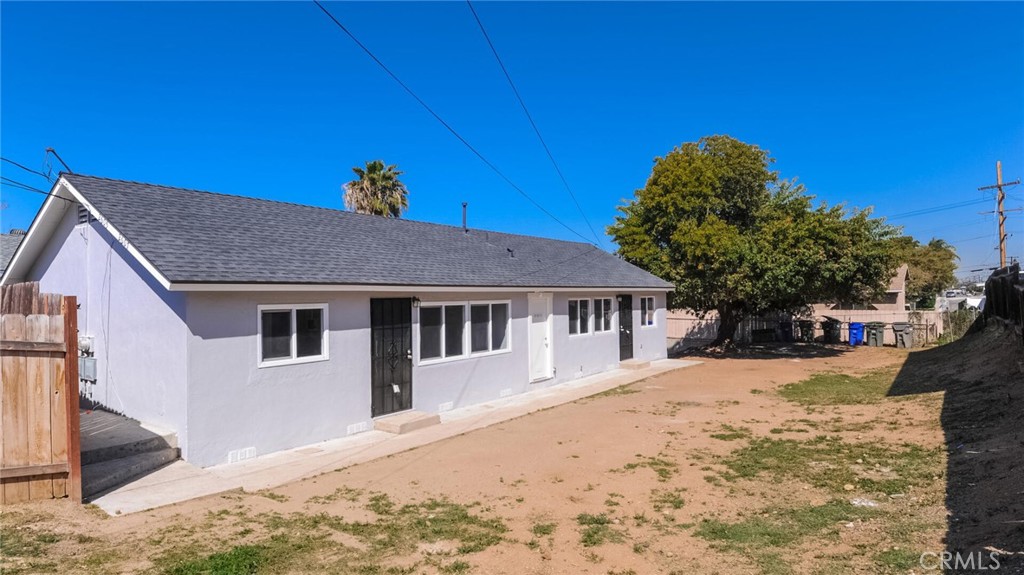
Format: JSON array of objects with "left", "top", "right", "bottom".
[{"left": 528, "top": 293, "right": 553, "bottom": 381}]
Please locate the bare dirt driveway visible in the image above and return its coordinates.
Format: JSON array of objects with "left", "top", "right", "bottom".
[{"left": 3, "top": 328, "right": 1021, "bottom": 575}]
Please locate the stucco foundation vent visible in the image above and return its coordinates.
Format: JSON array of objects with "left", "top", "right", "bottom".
[
  {"left": 227, "top": 447, "right": 255, "bottom": 464},
  {"left": 346, "top": 421, "right": 369, "bottom": 435}
]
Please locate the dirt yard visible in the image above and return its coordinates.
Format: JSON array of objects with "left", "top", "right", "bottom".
[{"left": 2, "top": 324, "right": 1021, "bottom": 575}]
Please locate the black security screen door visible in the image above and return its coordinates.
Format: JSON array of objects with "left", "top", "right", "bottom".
[
  {"left": 370, "top": 298, "right": 413, "bottom": 417},
  {"left": 618, "top": 295, "right": 633, "bottom": 361}
]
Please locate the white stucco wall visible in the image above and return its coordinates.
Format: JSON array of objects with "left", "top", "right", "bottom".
[
  {"left": 411, "top": 292, "right": 531, "bottom": 413},
  {"left": 26, "top": 205, "right": 189, "bottom": 446},
  {"left": 185, "top": 291, "right": 370, "bottom": 467},
  {"left": 632, "top": 292, "right": 669, "bottom": 362},
  {"left": 183, "top": 289, "right": 668, "bottom": 467},
  {"left": 551, "top": 293, "right": 622, "bottom": 380}
]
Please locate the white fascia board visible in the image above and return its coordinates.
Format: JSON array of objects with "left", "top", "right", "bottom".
[
  {"left": 0, "top": 183, "right": 68, "bottom": 286},
  {"left": 59, "top": 177, "right": 174, "bottom": 290},
  {"left": 167, "top": 283, "right": 673, "bottom": 293}
]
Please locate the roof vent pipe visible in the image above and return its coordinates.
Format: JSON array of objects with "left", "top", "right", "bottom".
[{"left": 462, "top": 202, "right": 468, "bottom": 233}]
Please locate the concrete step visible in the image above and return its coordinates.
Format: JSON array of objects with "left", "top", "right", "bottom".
[
  {"left": 82, "top": 447, "right": 180, "bottom": 500},
  {"left": 620, "top": 359, "right": 651, "bottom": 370},
  {"left": 81, "top": 432, "right": 178, "bottom": 466},
  {"left": 374, "top": 410, "right": 441, "bottom": 435}
]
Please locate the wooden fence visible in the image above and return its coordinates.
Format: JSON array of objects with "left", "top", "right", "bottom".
[
  {"left": 984, "top": 263, "right": 1023, "bottom": 334},
  {"left": 0, "top": 282, "right": 81, "bottom": 503},
  {"left": 983, "top": 263, "right": 1024, "bottom": 343}
]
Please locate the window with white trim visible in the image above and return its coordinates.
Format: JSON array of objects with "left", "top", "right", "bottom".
[
  {"left": 640, "top": 296, "right": 656, "bottom": 327},
  {"left": 471, "top": 302, "right": 510, "bottom": 353},
  {"left": 420, "top": 304, "right": 465, "bottom": 361},
  {"left": 258, "top": 304, "right": 328, "bottom": 366},
  {"left": 594, "top": 298, "right": 613, "bottom": 332},
  {"left": 419, "top": 301, "right": 510, "bottom": 363},
  {"left": 568, "top": 298, "right": 590, "bottom": 335}
]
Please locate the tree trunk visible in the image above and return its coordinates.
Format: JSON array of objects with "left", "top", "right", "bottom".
[{"left": 711, "top": 303, "right": 744, "bottom": 347}]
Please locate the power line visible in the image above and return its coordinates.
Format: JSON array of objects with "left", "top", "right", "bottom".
[
  {"left": 312, "top": 1, "right": 596, "bottom": 246},
  {"left": 887, "top": 197, "right": 992, "bottom": 220},
  {"left": 0, "top": 177, "right": 74, "bottom": 203},
  {"left": 465, "top": 0, "right": 603, "bottom": 248},
  {"left": 1, "top": 157, "right": 50, "bottom": 180}
]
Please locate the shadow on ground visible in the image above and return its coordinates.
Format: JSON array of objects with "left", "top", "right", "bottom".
[
  {"left": 675, "top": 342, "right": 852, "bottom": 361},
  {"left": 888, "top": 320, "right": 1024, "bottom": 574}
]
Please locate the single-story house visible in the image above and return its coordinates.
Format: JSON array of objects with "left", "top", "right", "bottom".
[{"left": 1, "top": 174, "right": 673, "bottom": 467}]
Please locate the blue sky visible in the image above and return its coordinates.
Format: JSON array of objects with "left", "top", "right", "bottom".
[{"left": 2, "top": 1, "right": 1022, "bottom": 277}]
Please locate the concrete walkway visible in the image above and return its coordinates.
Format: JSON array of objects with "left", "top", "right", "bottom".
[{"left": 92, "top": 359, "right": 700, "bottom": 515}]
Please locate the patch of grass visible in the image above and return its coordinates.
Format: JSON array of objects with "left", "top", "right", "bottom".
[
  {"left": 258, "top": 491, "right": 289, "bottom": 503},
  {"left": 649, "top": 488, "right": 686, "bottom": 511},
  {"left": 306, "top": 485, "right": 363, "bottom": 505},
  {"left": 439, "top": 560, "right": 472, "bottom": 574},
  {"left": 779, "top": 369, "right": 898, "bottom": 405},
  {"left": 156, "top": 529, "right": 330, "bottom": 575},
  {"left": 163, "top": 544, "right": 270, "bottom": 575},
  {"left": 338, "top": 498, "right": 507, "bottom": 555},
  {"left": 0, "top": 527, "right": 61, "bottom": 558},
  {"left": 873, "top": 548, "right": 921, "bottom": 573},
  {"left": 616, "top": 454, "right": 678, "bottom": 482},
  {"left": 710, "top": 424, "right": 752, "bottom": 441},
  {"left": 576, "top": 513, "right": 624, "bottom": 547},
  {"left": 531, "top": 522, "right": 556, "bottom": 537},
  {"left": 367, "top": 493, "right": 396, "bottom": 515},
  {"left": 769, "top": 425, "right": 810, "bottom": 434},
  {"left": 753, "top": 552, "right": 794, "bottom": 575},
  {"left": 718, "top": 435, "right": 941, "bottom": 495},
  {"left": 696, "top": 500, "right": 877, "bottom": 551}
]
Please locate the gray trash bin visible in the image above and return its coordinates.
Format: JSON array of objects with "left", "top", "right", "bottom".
[
  {"left": 892, "top": 322, "right": 914, "bottom": 349},
  {"left": 865, "top": 322, "right": 885, "bottom": 347}
]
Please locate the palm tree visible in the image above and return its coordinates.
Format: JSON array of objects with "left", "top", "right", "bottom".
[{"left": 343, "top": 160, "right": 409, "bottom": 218}]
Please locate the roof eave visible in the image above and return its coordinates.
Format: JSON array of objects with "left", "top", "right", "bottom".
[{"left": 166, "top": 282, "right": 674, "bottom": 293}]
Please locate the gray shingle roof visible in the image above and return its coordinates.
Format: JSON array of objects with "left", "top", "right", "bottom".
[
  {"left": 63, "top": 174, "right": 672, "bottom": 289},
  {"left": 1, "top": 233, "right": 24, "bottom": 274}
]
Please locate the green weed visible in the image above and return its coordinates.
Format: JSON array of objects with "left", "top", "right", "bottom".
[
  {"left": 718, "top": 435, "right": 940, "bottom": 494},
  {"left": 779, "top": 370, "right": 898, "bottom": 405},
  {"left": 576, "top": 514, "right": 623, "bottom": 547}
]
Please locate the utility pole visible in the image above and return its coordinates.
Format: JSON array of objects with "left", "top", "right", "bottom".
[{"left": 978, "top": 161, "right": 1021, "bottom": 269}]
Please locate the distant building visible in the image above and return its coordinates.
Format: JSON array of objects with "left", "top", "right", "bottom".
[{"left": 822, "top": 264, "right": 909, "bottom": 311}]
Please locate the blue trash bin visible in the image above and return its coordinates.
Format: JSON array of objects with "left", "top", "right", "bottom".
[{"left": 848, "top": 322, "right": 865, "bottom": 346}]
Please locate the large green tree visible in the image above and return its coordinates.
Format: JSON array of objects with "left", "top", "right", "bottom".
[
  {"left": 343, "top": 160, "right": 409, "bottom": 217},
  {"left": 609, "top": 135, "right": 900, "bottom": 346},
  {"left": 892, "top": 237, "right": 958, "bottom": 308}
]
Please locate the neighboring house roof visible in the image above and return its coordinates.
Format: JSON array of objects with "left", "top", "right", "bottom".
[
  {"left": 4, "top": 173, "right": 672, "bottom": 290},
  {"left": 0, "top": 232, "right": 24, "bottom": 274},
  {"left": 888, "top": 264, "right": 909, "bottom": 293}
]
